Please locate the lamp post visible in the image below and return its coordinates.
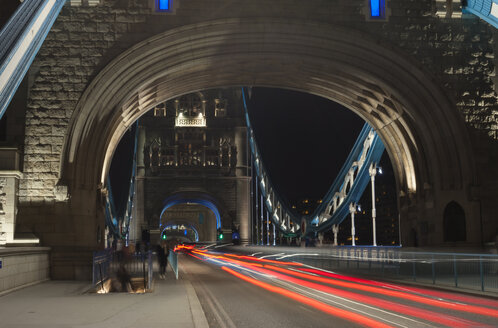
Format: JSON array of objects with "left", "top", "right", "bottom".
[
  {"left": 349, "top": 203, "right": 356, "bottom": 246},
  {"left": 260, "top": 193, "right": 264, "bottom": 245},
  {"left": 255, "top": 178, "right": 259, "bottom": 245},
  {"left": 266, "top": 211, "right": 270, "bottom": 245},
  {"left": 332, "top": 224, "right": 339, "bottom": 246},
  {"left": 272, "top": 219, "right": 276, "bottom": 246},
  {"left": 369, "top": 163, "right": 382, "bottom": 246}
]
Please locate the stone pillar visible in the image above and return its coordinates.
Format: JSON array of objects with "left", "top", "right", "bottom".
[
  {"left": 234, "top": 127, "right": 248, "bottom": 177},
  {"left": 0, "top": 172, "right": 22, "bottom": 244},
  {"left": 137, "top": 124, "right": 146, "bottom": 173},
  {"left": 132, "top": 125, "right": 146, "bottom": 242},
  {"left": 234, "top": 126, "right": 251, "bottom": 245},
  {"left": 0, "top": 148, "right": 34, "bottom": 245},
  {"left": 237, "top": 177, "right": 251, "bottom": 245}
]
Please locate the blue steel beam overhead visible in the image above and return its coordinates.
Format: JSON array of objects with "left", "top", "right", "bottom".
[
  {"left": 463, "top": 0, "right": 498, "bottom": 28},
  {"left": 309, "top": 129, "right": 385, "bottom": 233},
  {"left": 0, "top": 0, "right": 67, "bottom": 120},
  {"left": 122, "top": 122, "right": 139, "bottom": 243}
]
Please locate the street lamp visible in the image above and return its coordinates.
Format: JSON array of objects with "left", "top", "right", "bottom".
[
  {"left": 369, "top": 163, "right": 382, "bottom": 246},
  {"left": 266, "top": 211, "right": 270, "bottom": 245},
  {"left": 349, "top": 202, "right": 357, "bottom": 246},
  {"left": 332, "top": 224, "right": 339, "bottom": 246}
]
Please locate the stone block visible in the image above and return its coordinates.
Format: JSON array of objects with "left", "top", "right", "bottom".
[
  {"left": 3, "top": 277, "right": 14, "bottom": 290},
  {"left": 25, "top": 125, "right": 52, "bottom": 136},
  {"left": 24, "top": 162, "right": 51, "bottom": 173}
]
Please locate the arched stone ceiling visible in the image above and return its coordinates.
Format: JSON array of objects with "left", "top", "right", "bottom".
[{"left": 62, "top": 18, "right": 475, "bottom": 201}]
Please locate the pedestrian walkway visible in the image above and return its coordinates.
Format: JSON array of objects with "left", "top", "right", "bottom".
[{"left": 0, "top": 271, "right": 209, "bottom": 328}]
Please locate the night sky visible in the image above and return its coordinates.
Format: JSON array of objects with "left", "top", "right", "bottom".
[{"left": 247, "top": 87, "right": 364, "bottom": 205}]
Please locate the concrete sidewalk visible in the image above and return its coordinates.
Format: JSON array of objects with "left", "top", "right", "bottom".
[{"left": 0, "top": 272, "right": 209, "bottom": 328}]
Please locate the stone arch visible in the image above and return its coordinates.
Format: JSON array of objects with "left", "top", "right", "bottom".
[
  {"left": 61, "top": 18, "right": 476, "bottom": 245},
  {"left": 443, "top": 201, "right": 467, "bottom": 242}
]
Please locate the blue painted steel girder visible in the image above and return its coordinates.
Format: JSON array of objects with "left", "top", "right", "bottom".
[
  {"left": 464, "top": 0, "right": 498, "bottom": 29},
  {"left": 0, "top": 0, "right": 67, "bottom": 120}
]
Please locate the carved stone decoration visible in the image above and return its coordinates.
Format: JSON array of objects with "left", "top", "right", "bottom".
[
  {"left": 0, "top": 177, "right": 6, "bottom": 214},
  {"left": 434, "top": 0, "right": 463, "bottom": 18},
  {"left": 70, "top": 0, "right": 102, "bottom": 6}
]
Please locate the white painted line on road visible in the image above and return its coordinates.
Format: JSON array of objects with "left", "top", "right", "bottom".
[
  {"left": 215, "top": 243, "right": 233, "bottom": 248},
  {"left": 276, "top": 253, "right": 319, "bottom": 260},
  {"left": 250, "top": 252, "right": 262, "bottom": 256},
  {"left": 259, "top": 253, "right": 284, "bottom": 259},
  {"left": 196, "top": 280, "right": 237, "bottom": 328},
  {"left": 199, "top": 243, "right": 217, "bottom": 249}
]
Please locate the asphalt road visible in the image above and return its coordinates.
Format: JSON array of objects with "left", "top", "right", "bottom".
[{"left": 178, "top": 246, "right": 498, "bottom": 328}]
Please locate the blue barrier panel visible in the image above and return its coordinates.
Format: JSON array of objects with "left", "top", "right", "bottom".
[{"left": 169, "top": 251, "right": 178, "bottom": 280}]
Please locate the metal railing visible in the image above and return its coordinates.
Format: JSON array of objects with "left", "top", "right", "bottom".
[
  {"left": 92, "top": 248, "right": 112, "bottom": 289},
  {"left": 291, "top": 247, "right": 498, "bottom": 293},
  {"left": 92, "top": 249, "right": 154, "bottom": 290}
]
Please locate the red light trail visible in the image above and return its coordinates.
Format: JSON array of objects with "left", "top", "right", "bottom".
[{"left": 222, "top": 266, "right": 395, "bottom": 328}]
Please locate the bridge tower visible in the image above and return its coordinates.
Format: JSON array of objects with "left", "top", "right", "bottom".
[{"left": 132, "top": 89, "right": 251, "bottom": 245}]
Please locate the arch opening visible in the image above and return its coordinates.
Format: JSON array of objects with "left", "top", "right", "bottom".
[
  {"left": 443, "top": 201, "right": 467, "bottom": 243},
  {"left": 160, "top": 198, "right": 221, "bottom": 230},
  {"left": 161, "top": 222, "right": 200, "bottom": 242},
  {"left": 62, "top": 19, "right": 476, "bottom": 247}
]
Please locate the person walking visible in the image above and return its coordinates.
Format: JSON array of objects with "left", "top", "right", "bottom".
[{"left": 158, "top": 242, "right": 170, "bottom": 279}]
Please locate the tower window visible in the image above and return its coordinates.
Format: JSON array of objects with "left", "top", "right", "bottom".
[
  {"left": 370, "top": 0, "right": 381, "bottom": 17},
  {"left": 366, "top": 0, "right": 388, "bottom": 20},
  {"left": 215, "top": 99, "right": 227, "bottom": 117},
  {"left": 157, "top": 0, "right": 170, "bottom": 11}
]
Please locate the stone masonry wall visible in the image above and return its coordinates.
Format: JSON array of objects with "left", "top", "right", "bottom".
[
  {"left": 0, "top": 248, "right": 50, "bottom": 293},
  {"left": 20, "top": 0, "right": 497, "bottom": 204}
]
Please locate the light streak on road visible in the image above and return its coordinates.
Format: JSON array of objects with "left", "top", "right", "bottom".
[
  {"left": 221, "top": 266, "right": 395, "bottom": 328},
  {"left": 299, "top": 267, "right": 498, "bottom": 308},
  {"left": 265, "top": 265, "right": 498, "bottom": 318},
  {"left": 177, "top": 245, "right": 498, "bottom": 327}
]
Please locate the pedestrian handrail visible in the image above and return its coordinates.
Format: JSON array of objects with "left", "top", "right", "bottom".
[
  {"left": 92, "top": 248, "right": 155, "bottom": 291},
  {"left": 290, "top": 246, "right": 498, "bottom": 293},
  {"left": 92, "top": 249, "right": 112, "bottom": 288}
]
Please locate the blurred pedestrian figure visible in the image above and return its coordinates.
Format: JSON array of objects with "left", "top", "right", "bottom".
[
  {"left": 158, "top": 242, "right": 170, "bottom": 279},
  {"left": 116, "top": 263, "right": 132, "bottom": 292}
]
